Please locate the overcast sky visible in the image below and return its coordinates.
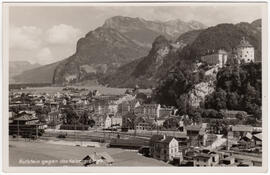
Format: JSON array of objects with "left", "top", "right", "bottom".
[{"left": 8, "top": 4, "right": 263, "bottom": 65}]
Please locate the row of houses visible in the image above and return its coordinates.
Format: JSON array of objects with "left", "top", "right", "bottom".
[{"left": 147, "top": 127, "right": 262, "bottom": 167}]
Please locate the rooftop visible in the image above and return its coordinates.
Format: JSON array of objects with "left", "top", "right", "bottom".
[
  {"left": 13, "top": 115, "right": 38, "bottom": 121},
  {"left": 194, "top": 153, "right": 213, "bottom": 159},
  {"left": 150, "top": 135, "right": 175, "bottom": 144},
  {"left": 253, "top": 133, "right": 262, "bottom": 141},
  {"left": 232, "top": 125, "right": 253, "bottom": 132},
  {"left": 237, "top": 37, "right": 253, "bottom": 48}
]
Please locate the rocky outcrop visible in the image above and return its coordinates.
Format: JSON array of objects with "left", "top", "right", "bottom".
[{"left": 188, "top": 81, "right": 215, "bottom": 107}]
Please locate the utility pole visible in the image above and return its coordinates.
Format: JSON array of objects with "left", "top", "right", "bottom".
[
  {"left": 36, "top": 124, "right": 38, "bottom": 141},
  {"left": 134, "top": 117, "right": 137, "bottom": 139},
  {"left": 17, "top": 120, "right": 19, "bottom": 141},
  {"left": 227, "top": 133, "right": 229, "bottom": 151},
  {"left": 75, "top": 122, "right": 77, "bottom": 143}
]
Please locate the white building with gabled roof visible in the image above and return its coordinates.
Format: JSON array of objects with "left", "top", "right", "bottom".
[{"left": 201, "top": 49, "right": 228, "bottom": 68}]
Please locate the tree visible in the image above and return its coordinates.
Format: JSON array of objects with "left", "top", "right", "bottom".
[
  {"left": 176, "top": 94, "right": 189, "bottom": 115},
  {"left": 88, "top": 119, "right": 95, "bottom": 127},
  {"left": 79, "top": 110, "right": 89, "bottom": 125},
  {"left": 205, "top": 88, "right": 227, "bottom": 110},
  {"left": 62, "top": 106, "right": 79, "bottom": 125},
  {"left": 202, "top": 109, "right": 220, "bottom": 119},
  {"left": 188, "top": 107, "right": 202, "bottom": 124},
  {"left": 227, "top": 92, "right": 239, "bottom": 110},
  {"left": 87, "top": 90, "right": 93, "bottom": 98},
  {"left": 136, "top": 93, "right": 148, "bottom": 103},
  {"left": 215, "top": 88, "right": 227, "bottom": 110}
]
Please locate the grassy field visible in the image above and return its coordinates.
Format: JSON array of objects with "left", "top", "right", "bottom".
[{"left": 9, "top": 140, "right": 170, "bottom": 167}]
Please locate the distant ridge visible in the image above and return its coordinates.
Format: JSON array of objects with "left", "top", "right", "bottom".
[{"left": 14, "top": 16, "right": 206, "bottom": 85}]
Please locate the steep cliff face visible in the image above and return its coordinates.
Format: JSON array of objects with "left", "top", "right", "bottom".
[
  {"left": 52, "top": 27, "right": 149, "bottom": 84},
  {"left": 188, "top": 80, "right": 215, "bottom": 107},
  {"left": 100, "top": 35, "right": 181, "bottom": 88}
]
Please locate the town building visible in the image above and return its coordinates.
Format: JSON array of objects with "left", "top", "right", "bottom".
[
  {"left": 149, "top": 135, "right": 180, "bottom": 162},
  {"left": 122, "top": 112, "right": 137, "bottom": 129},
  {"left": 220, "top": 110, "right": 248, "bottom": 120},
  {"left": 193, "top": 151, "right": 220, "bottom": 167},
  {"left": 253, "top": 133, "right": 262, "bottom": 146},
  {"left": 90, "top": 114, "right": 106, "bottom": 128},
  {"left": 111, "top": 114, "right": 122, "bottom": 127},
  {"left": 186, "top": 125, "right": 207, "bottom": 147},
  {"left": 134, "top": 104, "right": 161, "bottom": 119},
  {"left": 48, "top": 102, "right": 59, "bottom": 112},
  {"left": 81, "top": 152, "right": 114, "bottom": 166},
  {"left": 231, "top": 125, "right": 253, "bottom": 138},
  {"left": 46, "top": 111, "right": 62, "bottom": 129},
  {"left": 201, "top": 49, "right": 228, "bottom": 68},
  {"left": 219, "top": 156, "right": 236, "bottom": 166},
  {"left": 9, "top": 111, "right": 43, "bottom": 137},
  {"left": 92, "top": 100, "right": 117, "bottom": 115},
  {"left": 12, "top": 111, "right": 37, "bottom": 125},
  {"left": 159, "top": 107, "right": 174, "bottom": 118},
  {"left": 136, "top": 122, "right": 152, "bottom": 130},
  {"left": 235, "top": 37, "right": 255, "bottom": 63},
  {"left": 118, "top": 100, "right": 141, "bottom": 115},
  {"left": 104, "top": 115, "right": 112, "bottom": 129}
]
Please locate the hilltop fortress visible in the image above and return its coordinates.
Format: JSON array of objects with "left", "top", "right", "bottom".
[{"left": 201, "top": 37, "right": 255, "bottom": 68}]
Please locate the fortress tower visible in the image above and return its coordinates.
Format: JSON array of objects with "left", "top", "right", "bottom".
[{"left": 236, "top": 37, "right": 255, "bottom": 63}]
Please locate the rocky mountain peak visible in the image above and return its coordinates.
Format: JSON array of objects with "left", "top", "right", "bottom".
[
  {"left": 103, "top": 16, "right": 146, "bottom": 29},
  {"left": 165, "top": 19, "right": 185, "bottom": 25},
  {"left": 76, "top": 27, "right": 140, "bottom": 56},
  {"left": 151, "top": 35, "right": 170, "bottom": 52},
  {"left": 187, "top": 20, "right": 207, "bottom": 30}
]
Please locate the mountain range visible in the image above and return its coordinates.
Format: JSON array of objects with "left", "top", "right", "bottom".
[
  {"left": 11, "top": 17, "right": 261, "bottom": 88},
  {"left": 11, "top": 16, "right": 206, "bottom": 84},
  {"left": 100, "top": 19, "right": 262, "bottom": 88},
  {"left": 102, "top": 16, "right": 206, "bottom": 48}
]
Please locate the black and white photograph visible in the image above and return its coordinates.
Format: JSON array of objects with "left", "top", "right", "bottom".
[{"left": 2, "top": 2, "right": 268, "bottom": 173}]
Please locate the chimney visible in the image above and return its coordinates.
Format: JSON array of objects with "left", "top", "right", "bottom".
[{"left": 162, "top": 134, "right": 166, "bottom": 140}]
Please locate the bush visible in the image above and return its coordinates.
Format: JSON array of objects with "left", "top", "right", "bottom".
[
  {"left": 57, "top": 134, "right": 66, "bottom": 138},
  {"left": 202, "top": 109, "right": 223, "bottom": 119}
]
